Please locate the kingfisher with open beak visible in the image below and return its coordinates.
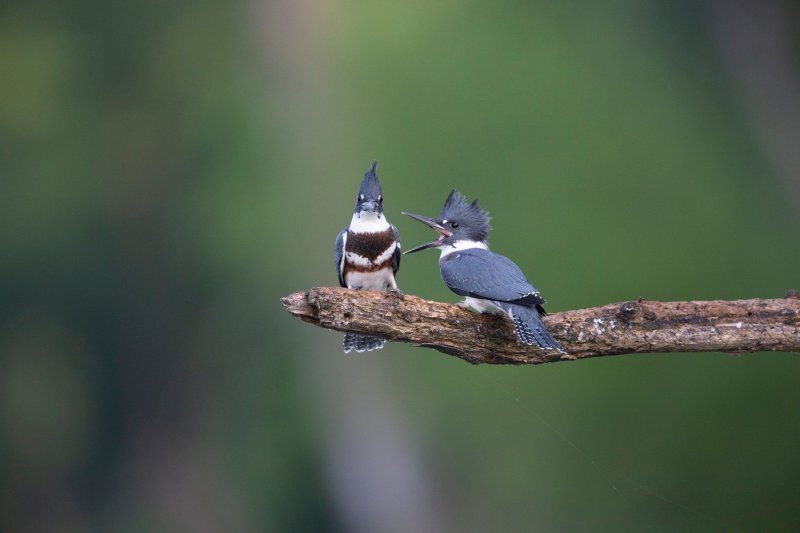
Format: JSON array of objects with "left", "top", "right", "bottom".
[{"left": 403, "top": 190, "right": 563, "bottom": 351}]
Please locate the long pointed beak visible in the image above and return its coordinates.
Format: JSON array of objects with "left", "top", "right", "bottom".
[{"left": 401, "top": 212, "right": 452, "bottom": 254}]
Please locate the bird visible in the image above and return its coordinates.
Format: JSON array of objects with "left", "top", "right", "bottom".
[
  {"left": 334, "top": 161, "right": 401, "bottom": 353},
  {"left": 402, "top": 189, "right": 564, "bottom": 351}
]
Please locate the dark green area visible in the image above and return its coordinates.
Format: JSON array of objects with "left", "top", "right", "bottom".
[{"left": 1, "top": 1, "right": 798, "bottom": 531}]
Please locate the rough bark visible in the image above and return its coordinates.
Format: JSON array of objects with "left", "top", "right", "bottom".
[{"left": 281, "top": 287, "right": 800, "bottom": 365}]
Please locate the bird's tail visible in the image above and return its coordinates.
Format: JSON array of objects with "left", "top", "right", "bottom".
[
  {"left": 495, "top": 302, "right": 564, "bottom": 352},
  {"left": 343, "top": 333, "right": 386, "bottom": 353}
]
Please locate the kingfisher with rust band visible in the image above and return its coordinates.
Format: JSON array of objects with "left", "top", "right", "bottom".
[
  {"left": 403, "top": 189, "right": 563, "bottom": 352},
  {"left": 334, "top": 161, "right": 401, "bottom": 353}
]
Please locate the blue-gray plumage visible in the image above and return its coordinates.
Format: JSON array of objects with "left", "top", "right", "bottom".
[
  {"left": 334, "top": 228, "right": 346, "bottom": 286},
  {"left": 403, "top": 190, "right": 563, "bottom": 351},
  {"left": 334, "top": 161, "right": 401, "bottom": 353},
  {"left": 440, "top": 249, "right": 546, "bottom": 310}
]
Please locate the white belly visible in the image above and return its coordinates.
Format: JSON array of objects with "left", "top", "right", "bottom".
[
  {"left": 345, "top": 268, "right": 396, "bottom": 291},
  {"left": 463, "top": 296, "right": 496, "bottom": 313}
]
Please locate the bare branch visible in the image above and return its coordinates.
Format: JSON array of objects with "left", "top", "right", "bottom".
[{"left": 281, "top": 287, "right": 800, "bottom": 365}]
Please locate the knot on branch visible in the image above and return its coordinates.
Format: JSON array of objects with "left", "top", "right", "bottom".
[{"left": 616, "top": 301, "right": 642, "bottom": 322}]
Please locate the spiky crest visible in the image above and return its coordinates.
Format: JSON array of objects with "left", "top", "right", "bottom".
[{"left": 438, "top": 189, "right": 492, "bottom": 241}]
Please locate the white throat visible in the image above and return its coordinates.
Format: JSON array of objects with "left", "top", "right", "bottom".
[
  {"left": 349, "top": 210, "right": 390, "bottom": 233},
  {"left": 439, "top": 239, "right": 488, "bottom": 258}
]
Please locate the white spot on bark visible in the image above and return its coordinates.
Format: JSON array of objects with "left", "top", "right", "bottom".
[
  {"left": 592, "top": 318, "right": 606, "bottom": 334},
  {"left": 591, "top": 318, "right": 617, "bottom": 335}
]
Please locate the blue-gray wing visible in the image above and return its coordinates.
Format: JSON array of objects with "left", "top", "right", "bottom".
[
  {"left": 334, "top": 227, "right": 347, "bottom": 287},
  {"left": 440, "top": 248, "right": 545, "bottom": 307},
  {"left": 391, "top": 224, "right": 401, "bottom": 275}
]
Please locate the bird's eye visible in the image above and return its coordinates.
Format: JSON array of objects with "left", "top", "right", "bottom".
[
  {"left": 451, "top": 221, "right": 459, "bottom": 228},
  {"left": 359, "top": 194, "right": 364, "bottom": 201},
  {"left": 378, "top": 195, "right": 383, "bottom": 203}
]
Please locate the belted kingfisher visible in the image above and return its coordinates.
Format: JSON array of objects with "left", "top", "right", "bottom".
[
  {"left": 403, "top": 190, "right": 564, "bottom": 351},
  {"left": 334, "top": 161, "right": 401, "bottom": 353}
]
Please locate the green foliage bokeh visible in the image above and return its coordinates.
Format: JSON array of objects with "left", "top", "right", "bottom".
[{"left": 1, "top": 1, "right": 798, "bottom": 531}]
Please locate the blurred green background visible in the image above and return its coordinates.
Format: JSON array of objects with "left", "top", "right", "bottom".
[{"left": 2, "top": 0, "right": 799, "bottom": 531}]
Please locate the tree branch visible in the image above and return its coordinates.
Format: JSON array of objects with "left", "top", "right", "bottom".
[{"left": 281, "top": 287, "right": 800, "bottom": 365}]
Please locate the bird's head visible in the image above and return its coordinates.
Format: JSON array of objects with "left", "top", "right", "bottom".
[
  {"left": 354, "top": 161, "right": 384, "bottom": 217},
  {"left": 403, "top": 189, "right": 491, "bottom": 254}
]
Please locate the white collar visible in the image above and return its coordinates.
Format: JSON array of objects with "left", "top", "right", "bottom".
[{"left": 439, "top": 240, "right": 488, "bottom": 258}]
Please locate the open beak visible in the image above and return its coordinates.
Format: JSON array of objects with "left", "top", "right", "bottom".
[{"left": 402, "top": 212, "right": 452, "bottom": 254}]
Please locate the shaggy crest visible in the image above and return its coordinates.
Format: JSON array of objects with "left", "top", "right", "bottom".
[
  {"left": 357, "top": 160, "right": 382, "bottom": 200},
  {"left": 438, "top": 189, "right": 492, "bottom": 241}
]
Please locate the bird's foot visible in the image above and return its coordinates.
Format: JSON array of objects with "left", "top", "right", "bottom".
[{"left": 389, "top": 288, "right": 404, "bottom": 296}]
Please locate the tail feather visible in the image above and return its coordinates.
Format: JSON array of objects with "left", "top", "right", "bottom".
[
  {"left": 494, "top": 302, "right": 564, "bottom": 352},
  {"left": 343, "top": 333, "right": 386, "bottom": 353}
]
